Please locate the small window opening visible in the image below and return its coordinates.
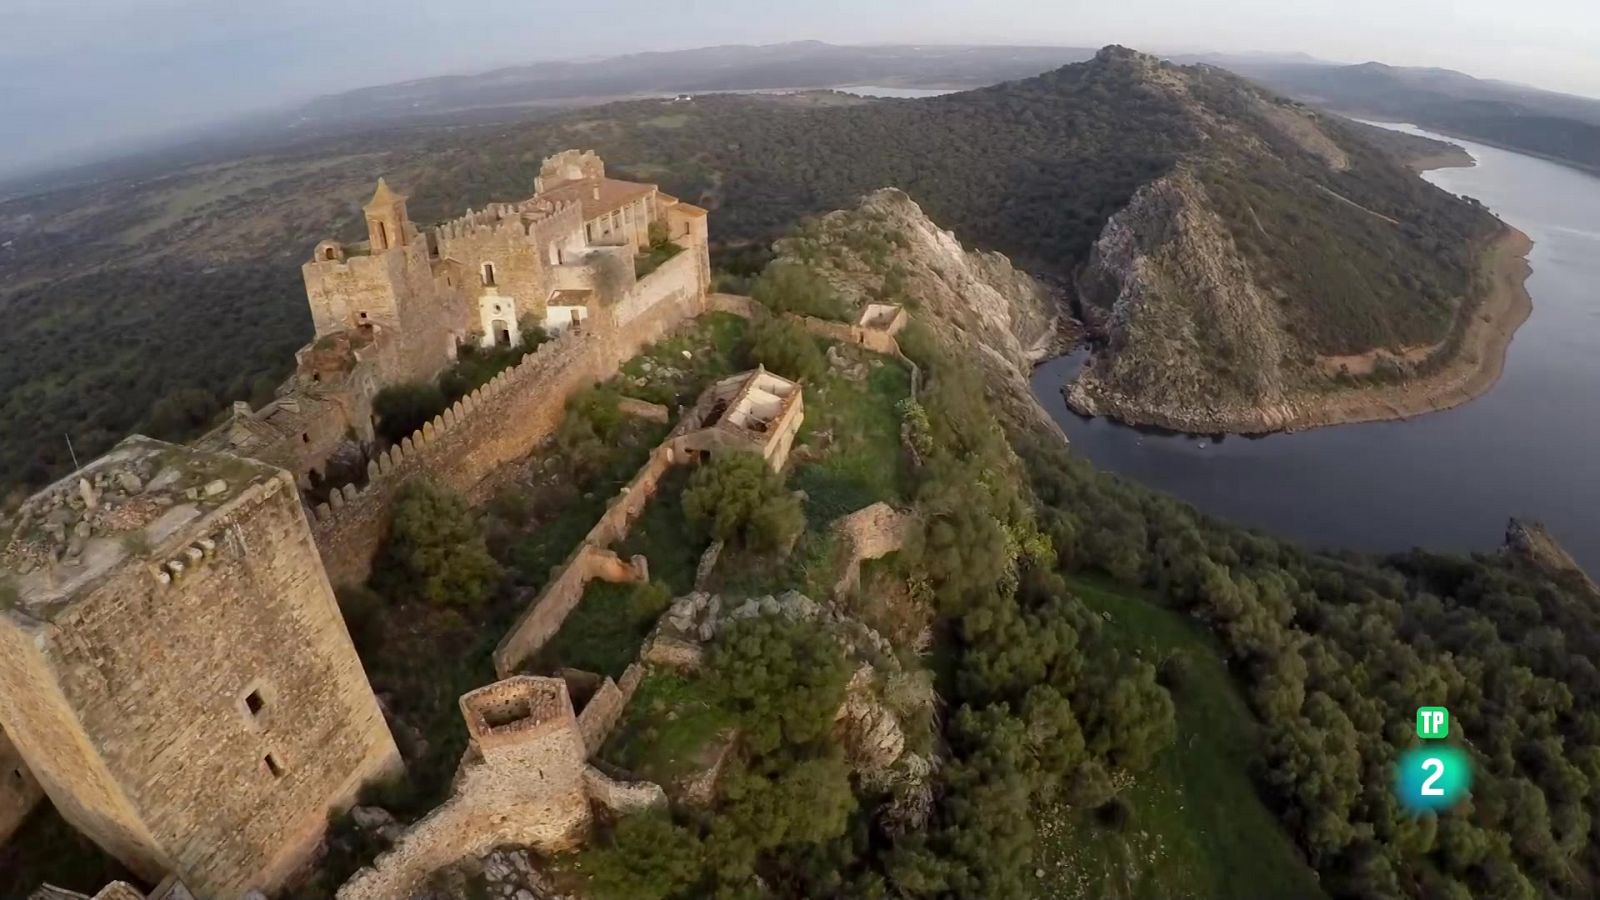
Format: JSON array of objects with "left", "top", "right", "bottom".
[
  {"left": 482, "top": 262, "right": 497, "bottom": 287},
  {"left": 11, "top": 769, "right": 23, "bottom": 787},
  {"left": 375, "top": 221, "right": 389, "bottom": 250},
  {"left": 264, "top": 752, "right": 285, "bottom": 778},
  {"left": 359, "top": 311, "right": 369, "bottom": 320},
  {"left": 323, "top": 247, "right": 337, "bottom": 261},
  {"left": 300, "top": 433, "right": 310, "bottom": 445}
]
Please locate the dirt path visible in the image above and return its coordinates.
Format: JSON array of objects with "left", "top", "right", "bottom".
[{"left": 1284, "top": 225, "right": 1534, "bottom": 430}]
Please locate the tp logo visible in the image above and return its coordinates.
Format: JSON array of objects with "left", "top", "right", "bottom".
[
  {"left": 1416, "top": 707, "right": 1449, "bottom": 740},
  {"left": 1398, "top": 707, "right": 1470, "bottom": 813}
]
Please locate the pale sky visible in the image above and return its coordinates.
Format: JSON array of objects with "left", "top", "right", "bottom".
[{"left": 2, "top": 0, "right": 1598, "bottom": 179}]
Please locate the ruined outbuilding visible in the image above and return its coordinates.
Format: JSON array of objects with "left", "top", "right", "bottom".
[
  {"left": 669, "top": 367, "right": 805, "bottom": 471},
  {"left": 0, "top": 437, "right": 401, "bottom": 898}
]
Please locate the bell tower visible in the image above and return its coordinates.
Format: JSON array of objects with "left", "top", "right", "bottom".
[{"left": 364, "top": 178, "right": 413, "bottom": 253}]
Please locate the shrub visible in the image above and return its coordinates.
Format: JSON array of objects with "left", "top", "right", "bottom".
[
  {"left": 745, "top": 317, "right": 826, "bottom": 382},
  {"left": 584, "top": 811, "right": 704, "bottom": 900},
  {"left": 751, "top": 261, "right": 848, "bottom": 320},
  {"left": 373, "top": 382, "right": 447, "bottom": 445},
  {"left": 682, "top": 454, "right": 804, "bottom": 552},
  {"left": 372, "top": 480, "right": 501, "bottom": 608},
  {"left": 709, "top": 616, "right": 851, "bottom": 756}
]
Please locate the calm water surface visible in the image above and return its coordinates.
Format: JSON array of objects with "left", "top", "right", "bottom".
[{"left": 1031, "top": 126, "right": 1600, "bottom": 570}]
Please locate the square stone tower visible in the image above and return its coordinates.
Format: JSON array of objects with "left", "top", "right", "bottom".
[{"left": 0, "top": 436, "right": 401, "bottom": 898}]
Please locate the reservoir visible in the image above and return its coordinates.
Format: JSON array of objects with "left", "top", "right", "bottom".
[{"left": 1032, "top": 127, "right": 1600, "bottom": 571}]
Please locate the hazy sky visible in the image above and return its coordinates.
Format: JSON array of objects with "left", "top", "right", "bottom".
[{"left": 2, "top": 0, "right": 1598, "bottom": 178}]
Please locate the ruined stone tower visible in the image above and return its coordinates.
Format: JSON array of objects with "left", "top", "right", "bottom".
[
  {"left": 0, "top": 436, "right": 402, "bottom": 898},
  {"left": 336, "top": 676, "right": 590, "bottom": 899}
]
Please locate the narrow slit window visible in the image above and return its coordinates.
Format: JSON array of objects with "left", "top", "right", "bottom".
[{"left": 264, "top": 753, "right": 285, "bottom": 778}]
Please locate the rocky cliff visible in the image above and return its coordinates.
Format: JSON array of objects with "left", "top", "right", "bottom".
[
  {"left": 1068, "top": 169, "right": 1302, "bottom": 432},
  {"left": 1056, "top": 50, "right": 1522, "bottom": 433},
  {"left": 770, "top": 188, "right": 1064, "bottom": 421}
]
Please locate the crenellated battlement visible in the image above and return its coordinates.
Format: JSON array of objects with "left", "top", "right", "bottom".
[{"left": 432, "top": 197, "right": 581, "bottom": 244}]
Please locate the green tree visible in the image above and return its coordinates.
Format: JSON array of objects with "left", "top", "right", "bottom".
[
  {"left": 752, "top": 262, "right": 848, "bottom": 320},
  {"left": 709, "top": 616, "right": 851, "bottom": 757},
  {"left": 143, "top": 387, "right": 220, "bottom": 440},
  {"left": 372, "top": 382, "right": 447, "bottom": 445},
  {"left": 584, "top": 811, "right": 704, "bottom": 900},
  {"left": 683, "top": 454, "right": 804, "bottom": 552},
  {"left": 745, "top": 317, "right": 826, "bottom": 382},
  {"left": 373, "top": 480, "right": 501, "bottom": 608}
]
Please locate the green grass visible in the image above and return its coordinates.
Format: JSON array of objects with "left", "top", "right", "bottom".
[
  {"left": 618, "top": 312, "right": 749, "bottom": 407},
  {"left": 600, "top": 672, "right": 736, "bottom": 784},
  {"left": 534, "top": 469, "right": 704, "bottom": 678},
  {"left": 615, "top": 468, "right": 704, "bottom": 595},
  {"left": 534, "top": 580, "right": 673, "bottom": 679},
  {"left": 791, "top": 349, "right": 912, "bottom": 526},
  {"left": 506, "top": 416, "right": 668, "bottom": 591},
  {"left": 1029, "top": 575, "right": 1326, "bottom": 900}
]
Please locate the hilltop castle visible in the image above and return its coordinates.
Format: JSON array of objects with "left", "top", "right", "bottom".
[
  {"left": 0, "top": 150, "right": 715, "bottom": 896},
  {"left": 194, "top": 149, "right": 709, "bottom": 492}
]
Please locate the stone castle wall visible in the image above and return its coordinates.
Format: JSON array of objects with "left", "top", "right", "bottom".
[{"left": 309, "top": 241, "right": 707, "bottom": 588}]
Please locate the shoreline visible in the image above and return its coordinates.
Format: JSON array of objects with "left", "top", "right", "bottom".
[
  {"left": 1266, "top": 225, "right": 1534, "bottom": 432},
  {"left": 1062, "top": 224, "right": 1535, "bottom": 435}
]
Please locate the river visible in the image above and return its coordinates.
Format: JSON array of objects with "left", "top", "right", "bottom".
[{"left": 1031, "top": 126, "right": 1600, "bottom": 571}]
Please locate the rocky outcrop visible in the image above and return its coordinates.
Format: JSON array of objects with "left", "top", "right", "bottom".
[
  {"left": 1067, "top": 169, "right": 1306, "bottom": 433},
  {"left": 1505, "top": 519, "right": 1598, "bottom": 596},
  {"left": 772, "top": 189, "right": 1065, "bottom": 418}
]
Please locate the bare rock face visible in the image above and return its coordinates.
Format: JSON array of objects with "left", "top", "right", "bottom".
[
  {"left": 1068, "top": 169, "right": 1305, "bottom": 433},
  {"left": 774, "top": 188, "right": 1065, "bottom": 417}
]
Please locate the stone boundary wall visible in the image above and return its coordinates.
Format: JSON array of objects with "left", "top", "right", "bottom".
[
  {"left": 493, "top": 446, "right": 679, "bottom": 675},
  {"left": 830, "top": 503, "right": 918, "bottom": 598},
  {"left": 575, "top": 663, "right": 644, "bottom": 755},
  {"left": 582, "top": 765, "right": 665, "bottom": 816},
  {"left": 307, "top": 255, "right": 707, "bottom": 587},
  {"left": 706, "top": 293, "right": 920, "bottom": 396},
  {"left": 616, "top": 397, "right": 670, "bottom": 424}
]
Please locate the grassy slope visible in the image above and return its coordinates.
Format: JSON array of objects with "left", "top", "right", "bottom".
[{"left": 1031, "top": 576, "right": 1325, "bottom": 900}]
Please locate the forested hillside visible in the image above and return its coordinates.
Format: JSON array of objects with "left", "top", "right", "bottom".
[{"left": 775, "top": 195, "right": 1600, "bottom": 899}]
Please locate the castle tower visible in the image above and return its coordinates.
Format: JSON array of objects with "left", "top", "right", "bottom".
[
  {"left": 0, "top": 436, "right": 402, "bottom": 898},
  {"left": 457, "top": 677, "right": 591, "bottom": 842},
  {"left": 364, "top": 178, "right": 412, "bottom": 253}
]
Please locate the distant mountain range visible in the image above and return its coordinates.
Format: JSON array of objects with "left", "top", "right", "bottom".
[
  {"left": 283, "top": 40, "right": 1600, "bottom": 175},
  {"left": 1212, "top": 59, "right": 1600, "bottom": 173},
  {"left": 8, "top": 40, "right": 1599, "bottom": 199},
  {"left": 285, "top": 41, "right": 1098, "bottom": 125}
]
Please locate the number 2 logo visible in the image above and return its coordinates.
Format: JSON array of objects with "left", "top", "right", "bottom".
[{"left": 1421, "top": 757, "right": 1445, "bottom": 796}]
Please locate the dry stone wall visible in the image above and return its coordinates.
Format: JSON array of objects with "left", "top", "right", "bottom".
[
  {"left": 494, "top": 446, "right": 678, "bottom": 675},
  {"left": 574, "top": 664, "right": 644, "bottom": 755}
]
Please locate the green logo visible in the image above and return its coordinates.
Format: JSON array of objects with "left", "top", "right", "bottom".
[{"left": 1416, "top": 706, "right": 1449, "bottom": 740}]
